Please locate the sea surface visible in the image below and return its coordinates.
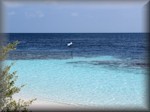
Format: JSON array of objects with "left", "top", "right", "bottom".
[
  {"left": 4, "top": 33, "right": 149, "bottom": 109},
  {"left": 6, "top": 33, "right": 148, "bottom": 61}
]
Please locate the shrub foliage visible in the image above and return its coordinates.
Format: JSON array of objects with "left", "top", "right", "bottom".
[{"left": 0, "top": 41, "right": 36, "bottom": 112}]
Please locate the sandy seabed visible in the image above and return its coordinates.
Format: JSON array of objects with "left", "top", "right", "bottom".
[{"left": 7, "top": 56, "right": 147, "bottom": 110}]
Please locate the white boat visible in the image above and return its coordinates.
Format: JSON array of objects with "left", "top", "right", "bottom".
[{"left": 67, "top": 42, "right": 73, "bottom": 47}]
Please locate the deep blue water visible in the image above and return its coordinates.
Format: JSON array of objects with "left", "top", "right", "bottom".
[{"left": 6, "top": 33, "right": 148, "bottom": 61}]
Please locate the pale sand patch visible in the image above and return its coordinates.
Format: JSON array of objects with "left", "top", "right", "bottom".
[
  {"left": 29, "top": 100, "right": 78, "bottom": 110},
  {"left": 13, "top": 97, "right": 85, "bottom": 111}
]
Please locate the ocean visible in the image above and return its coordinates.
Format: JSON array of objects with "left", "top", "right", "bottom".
[
  {"left": 6, "top": 33, "right": 148, "bottom": 61},
  {"left": 5, "top": 33, "right": 149, "bottom": 109}
]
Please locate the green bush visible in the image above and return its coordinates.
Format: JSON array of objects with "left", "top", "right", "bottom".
[{"left": 0, "top": 41, "right": 36, "bottom": 111}]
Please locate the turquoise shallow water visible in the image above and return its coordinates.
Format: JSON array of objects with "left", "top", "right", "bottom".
[{"left": 5, "top": 56, "right": 147, "bottom": 108}]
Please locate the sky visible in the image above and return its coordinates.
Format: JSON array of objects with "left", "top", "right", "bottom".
[{"left": 3, "top": 0, "right": 149, "bottom": 33}]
